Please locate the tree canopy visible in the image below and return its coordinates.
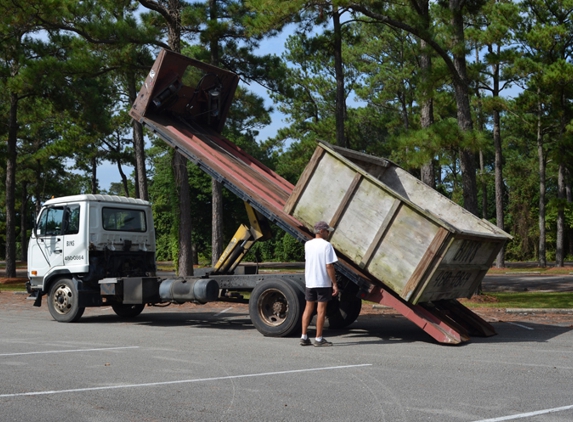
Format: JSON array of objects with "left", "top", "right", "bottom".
[{"left": 2, "top": 0, "right": 573, "bottom": 276}]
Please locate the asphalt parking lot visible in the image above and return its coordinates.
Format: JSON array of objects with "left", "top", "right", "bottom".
[{"left": 1, "top": 292, "right": 573, "bottom": 422}]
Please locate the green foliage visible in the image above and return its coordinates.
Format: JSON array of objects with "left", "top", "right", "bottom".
[
  {"left": 280, "top": 232, "right": 304, "bottom": 261},
  {"left": 244, "top": 230, "right": 304, "bottom": 262},
  {"left": 3, "top": 0, "right": 573, "bottom": 268}
]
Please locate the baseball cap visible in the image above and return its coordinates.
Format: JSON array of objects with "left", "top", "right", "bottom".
[{"left": 314, "top": 221, "right": 334, "bottom": 233}]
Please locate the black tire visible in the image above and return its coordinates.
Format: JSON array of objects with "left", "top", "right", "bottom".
[
  {"left": 249, "top": 278, "right": 305, "bottom": 337},
  {"left": 327, "top": 282, "right": 362, "bottom": 329},
  {"left": 111, "top": 304, "right": 145, "bottom": 318},
  {"left": 47, "top": 278, "right": 85, "bottom": 323}
]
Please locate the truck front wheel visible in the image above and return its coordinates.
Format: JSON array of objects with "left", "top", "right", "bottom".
[
  {"left": 111, "top": 304, "right": 145, "bottom": 318},
  {"left": 48, "top": 278, "right": 85, "bottom": 323},
  {"left": 249, "top": 279, "right": 305, "bottom": 337}
]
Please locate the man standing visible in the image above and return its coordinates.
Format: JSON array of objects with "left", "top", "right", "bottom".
[{"left": 300, "top": 221, "right": 339, "bottom": 347}]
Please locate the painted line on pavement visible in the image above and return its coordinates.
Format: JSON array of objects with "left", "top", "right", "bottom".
[
  {"left": 505, "top": 322, "right": 534, "bottom": 330},
  {"left": 0, "top": 364, "right": 372, "bottom": 398},
  {"left": 0, "top": 346, "right": 139, "bottom": 357},
  {"left": 474, "top": 404, "right": 573, "bottom": 421},
  {"left": 214, "top": 307, "right": 234, "bottom": 316}
]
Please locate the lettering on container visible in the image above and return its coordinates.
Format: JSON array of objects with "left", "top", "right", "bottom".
[
  {"left": 433, "top": 270, "right": 473, "bottom": 289},
  {"left": 453, "top": 240, "right": 482, "bottom": 263}
]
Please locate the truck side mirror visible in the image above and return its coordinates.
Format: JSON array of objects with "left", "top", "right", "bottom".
[{"left": 32, "top": 218, "right": 38, "bottom": 238}]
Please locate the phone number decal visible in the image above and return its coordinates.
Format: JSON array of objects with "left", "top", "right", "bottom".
[{"left": 65, "top": 255, "right": 84, "bottom": 261}]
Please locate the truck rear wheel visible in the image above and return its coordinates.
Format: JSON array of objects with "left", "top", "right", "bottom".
[
  {"left": 111, "top": 304, "right": 145, "bottom": 318},
  {"left": 48, "top": 278, "right": 85, "bottom": 323},
  {"left": 249, "top": 279, "right": 305, "bottom": 337},
  {"left": 327, "top": 281, "right": 362, "bottom": 329}
]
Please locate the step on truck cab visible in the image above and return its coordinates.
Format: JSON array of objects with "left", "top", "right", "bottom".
[{"left": 27, "top": 194, "right": 157, "bottom": 322}]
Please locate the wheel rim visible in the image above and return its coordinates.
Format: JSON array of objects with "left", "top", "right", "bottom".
[
  {"left": 257, "top": 288, "right": 289, "bottom": 327},
  {"left": 51, "top": 284, "right": 74, "bottom": 315}
]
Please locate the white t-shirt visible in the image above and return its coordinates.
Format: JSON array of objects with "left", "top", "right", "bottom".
[{"left": 304, "top": 238, "right": 338, "bottom": 288}]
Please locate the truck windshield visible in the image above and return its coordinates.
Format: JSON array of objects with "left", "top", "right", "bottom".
[{"left": 102, "top": 208, "right": 147, "bottom": 232}]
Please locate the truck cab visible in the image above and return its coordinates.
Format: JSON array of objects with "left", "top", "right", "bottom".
[{"left": 27, "top": 194, "right": 156, "bottom": 321}]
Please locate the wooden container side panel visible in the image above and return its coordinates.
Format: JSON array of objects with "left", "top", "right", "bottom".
[
  {"left": 290, "top": 149, "right": 446, "bottom": 300},
  {"left": 330, "top": 178, "right": 398, "bottom": 264},
  {"left": 366, "top": 205, "right": 441, "bottom": 293},
  {"left": 283, "top": 147, "right": 325, "bottom": 215},
  {"left": 380, "top": 166, "right": 505, "bottom": 237},
  {"left": 291, "top": 154, "right": 357, "bottom": 228},
  {"left": 414, "top": 238, "right": 501, "bottom": 303}
]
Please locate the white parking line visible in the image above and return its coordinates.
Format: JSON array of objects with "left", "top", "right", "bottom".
[
  {"left": 214, "top": 307, "right": 234, "bottom": 316},
  {"left": 474, "top": 404, "right": 573, "bottom": 421},
  {"left": 0, "top": 364, "right": 372, "bottom": 398},
  {"left": 505, "top": 322, "right": 534, "bottom": 330},
  {"left": 0, "top": 346, "right": 139, "bottom": 357}
]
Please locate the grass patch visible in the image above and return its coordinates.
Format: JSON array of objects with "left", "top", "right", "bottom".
[
  {"left": 0, "top": 281, "right": 27, "bottom": 292},
  {"left": 463, "top": 292, "right": 573, "bottom": 309},
  {"left": 486, "top": 266, "right": 573, "bottom": 275}
]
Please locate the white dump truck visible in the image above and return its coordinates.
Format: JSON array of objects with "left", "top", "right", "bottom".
[{"left": 26, "top": 49, "right": 512, "bottom": 344}]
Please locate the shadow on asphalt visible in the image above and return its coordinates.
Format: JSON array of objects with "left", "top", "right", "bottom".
[
  {"left": 79, "top": 310, "right": 254, "bottom": 331},
  {"left": 77, "top": 310, "right": 573, "bottom": 346}
]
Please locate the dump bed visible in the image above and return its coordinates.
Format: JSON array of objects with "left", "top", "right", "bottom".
[{"left": 285, "top": 143, "right": 512, "bottom": 304}]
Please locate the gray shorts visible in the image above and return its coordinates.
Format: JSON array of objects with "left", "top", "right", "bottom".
[{"left": 305, "top": 287, "right": 332, "bottom": 302}]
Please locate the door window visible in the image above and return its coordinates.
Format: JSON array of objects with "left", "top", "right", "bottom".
[
  {"left": 37, "top": 207, "right": 65, "bottom": 236},
  {"left": 64, "top": 205, "right": 80, "bottom": 235}
]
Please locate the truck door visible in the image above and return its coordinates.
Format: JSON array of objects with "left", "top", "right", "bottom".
[
  {"left": 32, "top": 206, "right": 66, "bottom": 272},
  {"left": 60, "top": 204, "right": 85, "bottom": 269}
]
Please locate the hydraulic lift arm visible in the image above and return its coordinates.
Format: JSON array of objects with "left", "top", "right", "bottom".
[{"left": 211, "top": 202, "right": 272, "bottom": 275}]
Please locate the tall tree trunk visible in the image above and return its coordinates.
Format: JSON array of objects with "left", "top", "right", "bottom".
[
  {"left": 419, "top": 67, "right": 435, "bottom": 185},
  {"left": 493, "top": 107, "right": 505, "bottom": 267},
  {"left": 566, "top": 168, "right": 573, "bottom": 259},
  {"left": 473, "top": 45, "right": 487, "bottom": 220},
  {"left": 173, "top": 152, "right": 194, "bottom": 275},
  {"left": 127, "top": 72, "right": 149, "bottom": 200},
  {"left": 479, "top": 150, "right": 487, "bottom": 218},
  {"left": 157, "top": 0, "right": 194, "bottom": 275},
  {"left": 211, "top": 179, "right": 223, "bottom": 267},
  {"left": 209, "top": 0, "right": 224, "bottom": 267},
  {"left": 417, "top": 1, "right": 435, "bottom": 188},
  {"left": 333, "top": 8, "right": 347, "bottom": 148},
  {"left": 116, "top": 160, "right": 130, "bottom": 197},
  {"left": 556, "top": 159, "right": 565, "bottom": 267},
  {"left": 90, "top": 156, "right": 98, "bottom": 194},
  {"left": 556, "top": 90, "right": 568, "bottom": 267},
  {"left": 20, "top": 183, "right": 28, "bottom": 262},
  {"left": 491, "top": 53, "right": 505, "bottom": 268},
  {"left": 450, "top": 0, "right": 478, "bottom": 216},
  {"left": 5, "top": 93, "right": 18, "bottom": 277},
  {"left": 537, "top": 96, "right": 546, "bottom": 267}
]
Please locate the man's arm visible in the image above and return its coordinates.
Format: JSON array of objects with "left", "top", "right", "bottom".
[{"left": 326, "top": 263, "right": 338, "bottom": 296}]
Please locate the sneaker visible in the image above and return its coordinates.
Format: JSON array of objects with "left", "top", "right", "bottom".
[
  {"left": 313, "top": 338, "right": 333, "bottom": 347},
  {"left": 300, "top": 338, "right": 311, "bottom": 346}
]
